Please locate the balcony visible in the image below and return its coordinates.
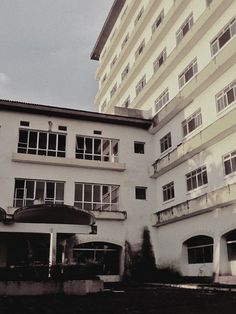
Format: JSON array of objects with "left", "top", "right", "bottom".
[
  {"left": 153, "top": 182, "right": 236, "bottom": 227},
  {"left": 151, "top": 106, "right": 236, "bottom": 178}
]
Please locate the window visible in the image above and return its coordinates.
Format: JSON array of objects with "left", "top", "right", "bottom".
[
  {"left": 223, "top": 150, "right": 236, "bottom": 175},
  {"left": 121, "top": 64, "right": 129, "bottom": 81},
  {"left": 179, "top": 58, "right": 198, "bottom": 89},
  {"left": 122, "top": 96, "right": 130, "bottom": 108},
  {"left": 134, "top": 7, "right": 144, "bottom": 26},
  {"left": 153, "top": 48, "right": 166, "bottom": 73},
  {"left": 216, "top": 79, "right": 236, "bottom": 112},
  {"left": 182, "top": 109, "right": 202, "bottom": 136},
  {"left": 160, "top": 132, "right": 172, "bottom": 153},
  {"left": 135, "top": 40, "right": 145, "bottom": 60},
  {"left": 110, "top": 83, "right": 117, "bottom": 98},
  {"left": 176, "top": 13, "right": 193, "bottom": 44},
  {"left": 162, "top": 181, "right": 175, "bottom": 202},
  {"left": 101, "top": 73, "right": 107, "bottom": 85},
  {"left": 185, "top": 236, "right": 213, "bottom": 264},
  {"left": 17, "top": 129, "right": 66, "bottom": 157},
  {"left": 136, "top": 75, "right": 146, "bottom": 96},
  {"left": 101, "top": 100, "right": 107, "bottom": 112},
  {"left": 226, "top": 231, "right": 236, "bottom": 261},
  {"left": 14, "top": 179, "right": 64, "bottom": 208},
  {"left": 75, "top": 135, "right": 119, "bottom": 162},
  {"left": 135, "top": 186, "right": 147, "bottom": 200},
  {"left": 134, "top": 142, "right": 145, "bottom": 154},
  {"left": 74, "top": 183, "right": 119, "bottom": 211},
  {"left": 93, "top": 130, "right": 102, "bottom": 135},
  {"left": 58, "top": 125, "right": 67, "bottom": 131},
  {"left": 186, "top": 166, "right": 208, "bottom": 191},
  {"left": 210, "top": 18, "right": 236, "bottom": 56},
  {"left": 154, "top": 88, "right": 169, "bottom": 112},
  {"left": 110, "top": 55, "right": 117, "bottom": 69},
  {"left": 20, "top": 121, "right": 30, "bottom": 127},
  {"left": 121, "top": 33, "right": 129, "bottom": 50},
  {"left": 152, "top": 10, "right": 164, "bottom": 34}
]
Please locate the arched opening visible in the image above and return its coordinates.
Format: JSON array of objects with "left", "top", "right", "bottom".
[
  {"left": 72, "top": 242, "right": 121, "bottom": 276},
  {"left": 182, "top": 235, "right": 213, "bottom": 277},
  {"left": 225, "top": 230, "right": 236, "bottom": 276}
]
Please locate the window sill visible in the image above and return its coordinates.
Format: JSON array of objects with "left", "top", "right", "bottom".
[
  {"left": 162, "top": 198, "right": 175, "bottom": 205},
  {"left": 12, "top": 153, "right": 126, "bottom": 171},
  {"left": 186, "top": 184, "right": 208, "bottom": 195}
]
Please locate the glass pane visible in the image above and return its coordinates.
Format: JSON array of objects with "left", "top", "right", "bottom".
[
  {"left": 185, "top": 67, "right": 193, "bottom": 82},
  {"left": 85, "top": 138, "right": 92, "bottom": 153},
  {"left": 219, "top": 28, "right": 230, "bottom": 48},
  {"left": 25, "top": 180, "right": 34, "bottom": 199},
  {"left": 102, "top": 185, "right": 110, "bottom": 203},
  {"left": 93, "top": 185, "right": 101, "bottom": 202},
  {"left": 111, "top": 140, "right": 118, "bottom": 156},
  {"left": 227, "top": 88, "right": 235, "bottom": 104},
  {"left": 38, "top": 132, "right": 47, "bottom": 149},
  {"left": 56, "top": 182, "right": 64, "bottom": 201},
  {"left": 84, "top": 184, "right": 92, "bottom": 202},
  {"left": 29, "top": 131, "right": 37, "bottom": 148},
  {"left": 103, "top": 140, "right": 110, "bottom": 161},
  {"left": 46, "top": 182, "right": 55, "bottom": 199},
  {"left": 111, "top": 186, "right": 119, "bottom": 204},
  {"left": 224, "top": 160, "right": 232, "bottom": 175},
  {"left": 58, "top": 135, "right": 66, "bottom": 151},
  {"left": 48, "top": 134, "right": 56, "bottom": 150},
  {"left": 232, "top": 157, "right": 236, "bottom": 172},
  {"left": 188, "top": 118, "right": 195, "bottom": 133},
  {"left": 76, "top": 137, "right": 84, "bottom": 151},
  {"left": 35, "top": 181, "right": 45, "bottom": 201},
  {"left": 75, "top": 184, "right": 83, "bottom": 201},
  {"left": 19, "top": 130, "right": 28, "bottom": 145},
  {"left": 94, "top": 139, "right": 102, "bottom": 156}
]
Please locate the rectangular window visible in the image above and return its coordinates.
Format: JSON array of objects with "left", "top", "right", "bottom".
[
  {"left": 210, "top": 18, "right": 236, "bottom": 56},
  {"left": 101, "top": 73, "right": 107, "bottom": 85},
  {"left": 20, "top": 121, "right": 30, "bottom": 127},
  {"left": 153, "top": 48, "right": 167, "bottom": 73},
  {"left": 162, "top": 181, "right": 175, "bottom": 202},
  {"left": 186, "top": 166, "right": 208, "bottom": 191},
  {"left": 17, "top": 129, "right": 66, "bottom": 157},
  {"left": 182, "top": 109, "right": 202, "bottom": 137},
  {"left": 134, "top": 7, "right": 144, "bottom": 26},
  {"left": 122, "top": 96, "right": 130, "bottom": 108},
  {"left": 14, "top": 179, "right": 64, "bottom": 208},
  {"left": 75, "top": 135, "right": 119, "bottom": 162},
  {"left": 110, "top": 55, "right": 117, "bottom": 69},
  {"left": 160, "top": 132, "right": 172, "bottom": 153},
  {"left": 154, "top": 88, "right": 169, "bottom": 112},
  {"left": 135, "top": 40, "right": 145, "bottom": 60},
  {"left": 134, "top": 142, "right": 145, "bottom": 154},
  {"left": 176, "top": 13, "right": 193, "bottom": 44},
  {"left": 179, "top": 58, "right": 198, "bottom": 89},
  {"left": 121, "top": 33, "right": 129, "bottom": 50},
  {"left": 135, "top": 186, "right": 147, "bottom": 200},
  {"left": 152, "top": 9, "right": 164, "bottom": 34},
  {"left": 223, "top": 150, "right": 236, "bottom": 175},
  {"left": 74, "top": 183, "right": 119, "bottom": 211},
  {"left": 216, "top": 79, "right": 236, "bottom": 112},
  {"left": 188, "top": 244, "right": 213, "bottom": 264},
  {"left": 136, "top": 75, "right": 146, "bottom": 96},
  {"left": 110, "top": 83, "right": 117, "bottom": 98},
  {"left": 121, "top": 64, "right": 129, "bottom": 81}
]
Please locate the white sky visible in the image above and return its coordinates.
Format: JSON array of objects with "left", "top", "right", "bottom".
[{"left": 0, "top": 0, "right": 113, "bottom": 111}]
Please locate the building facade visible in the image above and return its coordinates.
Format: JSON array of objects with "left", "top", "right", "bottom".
[{"left": 91, "top": 0, "right": 236, "bottom": 283}]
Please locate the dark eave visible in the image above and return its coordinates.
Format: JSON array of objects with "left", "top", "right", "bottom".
[
  {"left": 90, "top": 0, "right": 126, "bottom": 61},
  {"left": 0, "top": 99, "right": 152, "bottom": 129}
]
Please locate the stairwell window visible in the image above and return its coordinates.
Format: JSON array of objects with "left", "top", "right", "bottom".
[
  {"left": 162, "top": 181, "right": 175, "bottom": 202},
  {"left": 153, "top": 48, "right": 166, "bottom": 73},
  {"left": 110, "top": 83, "right": 117, "bottom": 98},
  {"left": 178, "top": 58, "right": 198, "bottom": 89},
  {"left": 223, "top": 150, "right": 236, "bottom": 176},
  {"left": 152, "top": 10, "right": 164, "bottom": 34},
  {"left": 216, "top": 79, "right": 236, "bottom": 112},
  {"left": 154, "top": 88, "right": 169, "bottom": 113},
  {"left": 121, "top": 64, "right": 129, "bottom": 81},
  {"left": 210, "top": 18, "right": 236, "bottom": 56},
  {"left": 136, "top": 75, "right": 146, "bottom": 96},
  {"left": 135, "top": 40, "right": 145, "bottom": 60},
  {"left": 182, "top": 109, "right": 202, "bottom": 137},
  {"left": 160, "top": 132, "right": 172, "bottom": 153},
  {"left": 186, "top": 166, "right": 208, "bottom": 192},
  {"left": 176, "top": 13, "right": 193, "bottom": 44},
  {"left": 17, "top": 129, "right": 66, "bottom": 157}
]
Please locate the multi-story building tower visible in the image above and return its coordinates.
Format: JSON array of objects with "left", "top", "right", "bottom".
[{"left": 91, "top": 0, "right": 236, "bottom": 283}]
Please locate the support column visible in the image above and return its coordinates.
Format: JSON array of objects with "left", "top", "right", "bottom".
[
  {"left": 213, "top": 235, "right": 229, "bottom": 282},
  {"left": 49, "top": 232, "right": 57, "bottom": 267}
]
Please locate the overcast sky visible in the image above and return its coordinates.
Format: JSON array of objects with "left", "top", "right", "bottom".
[{"left": 0, "top": 0, "right": 113, "bottom": 111}]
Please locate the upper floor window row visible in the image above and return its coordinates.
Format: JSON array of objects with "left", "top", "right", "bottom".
[
  {"left": 154, "top": 88, "right": 169, "bottom": 113},
  {"left": 18, "top": 129, "right": 66, "bottom": 157},
  {"left": 76, "top": 135, "right": 119, "bottom": 162},
  {"left": 211, "top": 18, "right": 236, "bottom": 56},
  {"left": 136, "top": 75, "right": 146, "bottom": 96},
  {"left": 179, "top": 58, "right": 198, "bottom": 89},
  {"left": 182, "top": 109, "right": 202, "bottom": 137},
  {"left": 176, "top": 13, "right": 193, "bottom": 44},
  {"left": 216, "top": 79, "right": 236, "bottom": 112},
  {"left": 153, "top": 48, "right": 167, "bottom": 73},
  {"left": 186, "top": 166, "right": 208, "bottom": 192},
  {"left": 152, "top": 9, "right": 164, "bottom": 34}
]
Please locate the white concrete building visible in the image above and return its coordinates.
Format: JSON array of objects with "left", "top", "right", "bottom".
[{"left": 90, "top": 0, "right": 236, "bottom": 283}]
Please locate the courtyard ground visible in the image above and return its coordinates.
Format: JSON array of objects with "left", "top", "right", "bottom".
[{"left": 0, "top": 285, "right": 236, "bottom": 314}]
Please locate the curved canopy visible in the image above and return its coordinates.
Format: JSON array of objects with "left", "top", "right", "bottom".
[{"left": 13, "top": 204, "right": 95, "bottom": 226}]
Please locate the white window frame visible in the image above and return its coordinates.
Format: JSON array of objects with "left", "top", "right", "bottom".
[
  {"left": 136, "top": 75, "right": 146, "bottom": 96},
  {"left": 74, "top": 183, "right": 119, "bottom": 212},
  {"left": 223, "top": 150, "right": 236, "bottom": 176},
  {"left": 135, "top": 39, "right": 145, "bottom": 60},
  {"left": 160, "top": 132, "right": 172, "bottom": 153},
  {"left": 176, "top": 12, "right": 193, "bottom": 44},
  {"left": 152, "top": 9, "right": 164, "bottom": 34},
  {"left": 154, "top": 88, "right": 169, "bottom": 113},
  {"left": 162, "top": 181, "right": 175, "bottom": 202},
  {"left": 182, "top": 109, "right": 202, "bottom": 137},
  {"left": 215, "top": 79, "right": 236, "bottom": 112},
  {"left": 210, "top": 18, "right": 236, "bottom": 56},
  {"left": 121, "top": 64, "right": 129, "bottom": 81},
  {"left": 153, "top": 48, "right": 167, "bottom": 73},
  {"left": 178, "top": 58, "right": 198, "bottom": 89},
  {"left": 186, "top": 166, "right": 208, "bottom": 192}
]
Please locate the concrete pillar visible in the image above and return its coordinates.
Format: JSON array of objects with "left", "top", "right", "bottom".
[
  {"left": 49, "top": 232, "right": 57, "bottom": 266},
  {"left": 213, "top": 235, "right": 230, "bottom": 282}
]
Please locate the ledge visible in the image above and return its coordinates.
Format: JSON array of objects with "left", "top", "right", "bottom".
[
  {"left": 153, "top": 183, "right": 236, "bottom": 227},
  {"left": 92, "top": 210, "right": 127, "bottom": 221},
  {"left": 12, "top": 153, "right": 126, "bottom": 171},
  {"left": 151, "top": 106, "right": 236, "bottom": 178}
]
